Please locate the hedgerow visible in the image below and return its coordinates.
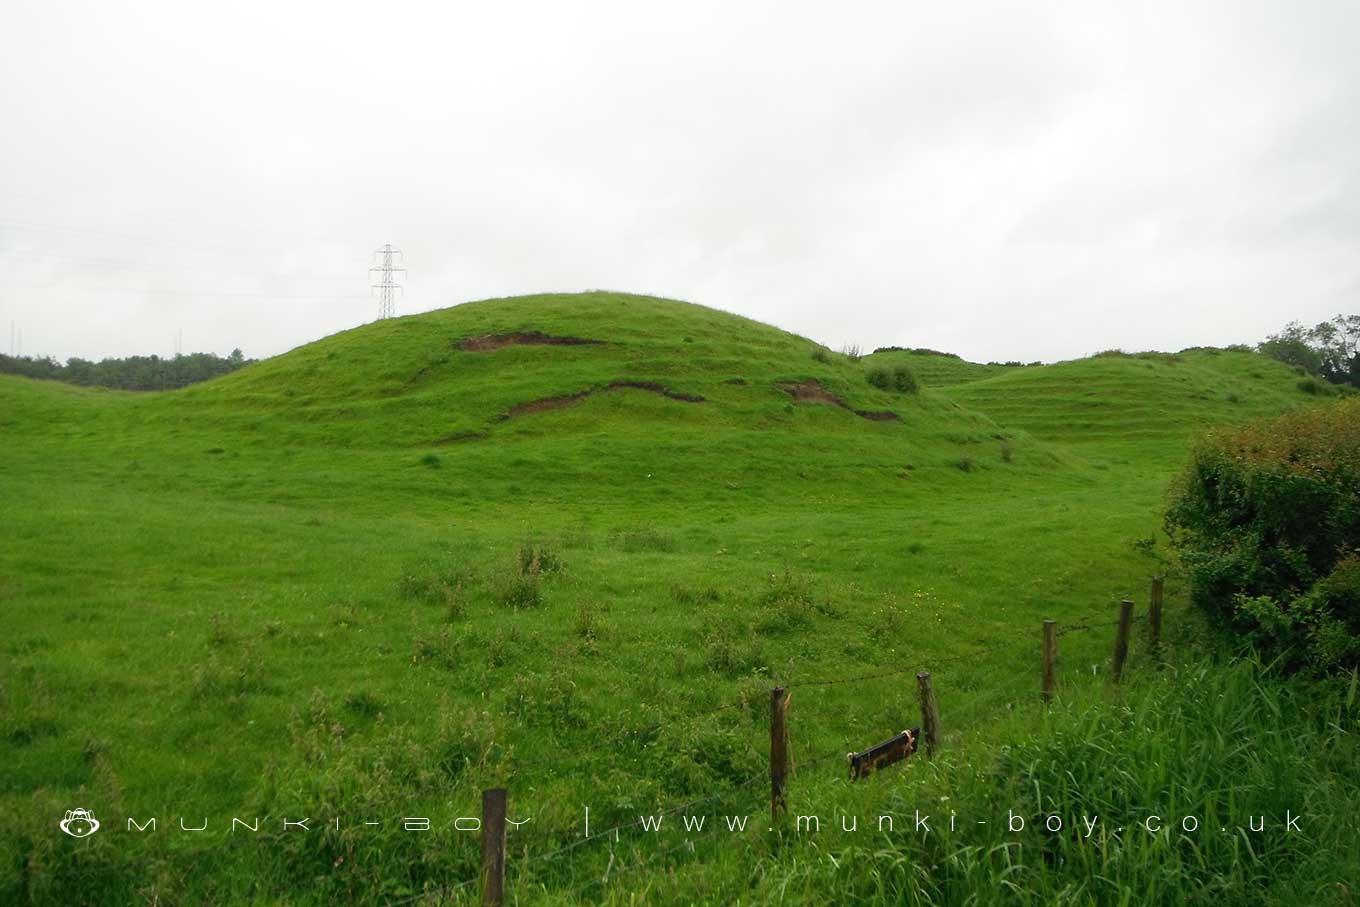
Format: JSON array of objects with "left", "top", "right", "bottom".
[{"left": 1165, "top": 398, "right": 1360, "bottom": 670}]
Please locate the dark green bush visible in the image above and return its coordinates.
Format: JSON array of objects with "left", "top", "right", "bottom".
[
  {"left": 1165, "top": 398, "right": 1360, "bottom": 670},
  {"left": 866, "top": 364, "right": 917, "bottom": 393},
  {"left": 891, "top": 365, "right": 918, "bottom": 393}
]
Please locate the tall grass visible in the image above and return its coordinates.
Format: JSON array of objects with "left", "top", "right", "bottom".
[
  {"left": 560, "top": 655, "right": 1360, "bottom": 906},
  {"left": 14, "top": 655, "right": 1355, "bottom": 904}
]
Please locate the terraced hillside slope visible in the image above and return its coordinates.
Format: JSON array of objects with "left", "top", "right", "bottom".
[
  {"left": 861, "top": 347, "right": 1027, "bottom": 387},
  {"left": 0, "top": 293, "right": 1336, "bottom": 904},
  {"left": 941, "top": 349, "right": 1327, "bottom": 463}
]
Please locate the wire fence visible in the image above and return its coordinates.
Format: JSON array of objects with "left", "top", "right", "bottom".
[
  {"left": 372, "top": 595, "right": 1161, "bottom": 904},
  {"left": 30, "top": 598, "right": 1158, "bottom": 906}
]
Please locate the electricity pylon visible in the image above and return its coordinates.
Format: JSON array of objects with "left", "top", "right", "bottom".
[{"left": 369, "top": 244, "right": 406, "bottom": 320}]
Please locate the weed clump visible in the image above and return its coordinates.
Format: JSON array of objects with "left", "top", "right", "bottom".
[
  {"left": 410, "top": 619, "right": 456, "bottom": 668},
  {"left": 573, "top": 603, "right": 606, "bottom": 655},
  {"left": 500, "top": 564, "right": 541, "bottom": 610},
  {"left": 702, "top": 621, "right": 765, "bottom": 676},
  {"left": 190, "top": 647, "right": 268, "bottom": 702},
  {"left": 671, "top": 583, "right": 720, "bottom": 605},
  {"left": 498, "top": 542, "right": 561, "bottom": 609},
  {"left": 207, "top": 612, "right": 235, "bottom": 647},
  {"left": 756, "top": 568, "right": 839, "bottom": 633},
  {"left": 506, "top": 670, "right": 582, "bottom": 729},
  {"left": 612, "top": 526, "right": 674, "bottom": 553},
  {"left": 397, "top": 555, "right": 471, "bottom": 619},
  {"left": 516, "top": 541, "right": 563, "bottom": 575},
  {"left": 343, "top": 689, "right": 384, "bottom": 719}
]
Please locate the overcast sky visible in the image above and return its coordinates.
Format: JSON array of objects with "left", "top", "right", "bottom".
[{"left": 1, "top": 0, "right": 1356, "bottom": 364}]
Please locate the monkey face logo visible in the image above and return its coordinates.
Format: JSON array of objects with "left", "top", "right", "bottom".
[{"left": 59, "top": 809, "right": 100, "bottom": 838}]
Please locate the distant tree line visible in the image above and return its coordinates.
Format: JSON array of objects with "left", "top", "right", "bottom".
[
  {"left": 1259, "top": 315, "right": 1359, "bottom": 388},
  {"left": 871, "top": 346, "right": 1042, "bottom": 368},
  {"left": 0, "top": 349, "right": 253, "bottom": 391},
  {"left": 873, "top": 346, "right": 963, "bottom": 359}
]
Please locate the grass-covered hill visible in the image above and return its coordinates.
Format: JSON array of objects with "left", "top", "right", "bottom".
[
  {"left": 941, "top": 349, "right": 1322, "bottom": 461},
  {"left": 2, "top": 293, "right": 1052, "bottom": 514},
  {"left": 860, "top": 348, "right": 1025, "bottom": 387},
  {"left": 1, "top": 292, "right": 1348, "bottom": 905}
]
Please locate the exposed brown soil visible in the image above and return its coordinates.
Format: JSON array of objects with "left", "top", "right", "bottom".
[
  {"left": 505, "top": 390, "right": 593, "bottom": 418},
  {"left": 457, "top": 332, "right": 602, "bottom": 352},
  {"left": 855, "top": 409, "right": 901, "bottom": 422},
  {"left": 784, "top": 380, "right": 843, "bottom": 405},
  {"left": 609, "top": 381, "right": 705, "bottom": 403},
  {"left": 503, "top": 381, "right": 706, "bottom": 420},
  {"left": 433, "top": 430, "right": 489, "bottom": 444},
  {"left": 782, "top": 380, "right": 901, "bottom": 422}
]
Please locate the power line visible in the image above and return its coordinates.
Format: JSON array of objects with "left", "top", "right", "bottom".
[
  {"left": 0, "top": 250, "right": 357, "bottom": 283},
  {"left": 1, "top": 285, "right": 368, "bottom": 300},
  {"left": 0, "top": 217, "right": 279, "bottom": 257}
]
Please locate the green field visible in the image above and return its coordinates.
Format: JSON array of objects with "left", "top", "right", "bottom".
[{"left": 3, "top": 292, "right": 1354, "bottom": 905}]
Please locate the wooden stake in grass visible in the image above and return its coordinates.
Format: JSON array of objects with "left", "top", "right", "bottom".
[
  {"left": 1111, "top": 599, "right": 1135, "bottom": 684},
  {"left": 1042, "top": 619, "right": 1057, "bottom": 705},
  {"left": 916, "top": 672, "right": 940, "bottom": 754},
  {"left": 770, "top": 687, "right": 789, "bottom": 823},
  {"left": 481, "top": 788, "right": 507, "bottom": 907},
  {"left": 1149, "top": 576, "right": 1164, "bottom": 649}
]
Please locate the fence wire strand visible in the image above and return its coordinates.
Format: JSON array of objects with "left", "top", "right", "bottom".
[
  {"left": 389, "top": 603, "right": 1154, "bottom": 903},
  {"left": 53, "top": 603, "right": 1153, "bottom": 907}
]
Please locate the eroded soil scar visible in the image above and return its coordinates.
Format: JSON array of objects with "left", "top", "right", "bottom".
[
  {"left": 457, "top": 332, "right": 602, "bottom": 352},
  {"left": 782, "top": 380, "right": 900, "bottom": 422},
  {"left": 504, "top": 382, "right": 706, "bottom": 419}
]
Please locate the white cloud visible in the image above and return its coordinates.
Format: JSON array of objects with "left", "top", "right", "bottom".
[{"left": 1, "top": 0, "right": 1356, "bottom": 362}]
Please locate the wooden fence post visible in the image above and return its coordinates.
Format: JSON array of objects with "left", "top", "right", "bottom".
[
  {"left": 481, "top": 788, "right": 507, "bottom": 907},
  {"left": 770, "top": 687, "right": 789, "bottom": 823},
  {"left": 1149, "top": 576, "right": 1164, "bottom": 649},
  {"left": 916, "top": 672, "right": 941, "bottom": 754},
  {"left": 1041, "top": 620, "right": 1057, "bottom": 705},
  {"left": 1111, "top": 600, "right": 1135, "bottom": 684}
]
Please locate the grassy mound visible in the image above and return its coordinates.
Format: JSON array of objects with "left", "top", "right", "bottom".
[{"left": 942, "top": 349, "right": 1316, "bottom": 461}]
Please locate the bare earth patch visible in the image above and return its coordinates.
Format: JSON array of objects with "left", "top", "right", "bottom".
[
  {"left": 504, "top": 381, "right": 706, "bottom": 420},
  {"left": 782, "top": 380, "right": 901, "bottom": 422},
  {"left": 457, "top": 332, "right": 602, "bottom": 352}
]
